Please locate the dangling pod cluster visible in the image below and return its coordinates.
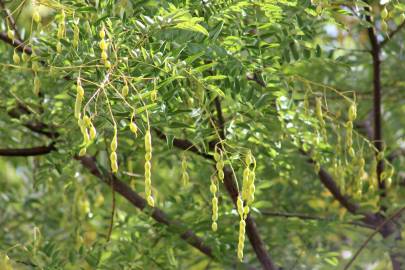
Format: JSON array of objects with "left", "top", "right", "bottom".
[
  {"left": 236, "top": 151, "right": 256, "bottom": 261},
  {"left": 214, "top": 146, "right": 224, "bottom": 181},
  {"left": 56, "top": 10, "right": 65, "bottom": 53},
  {"left": 210, "top": 175, "right": 219, "bottom": 231},
  {"left": 346, "top": 102, "right": 357, "bottom": 158},
  {"left": 110, "top": 126, "right": 118, "bottom": 173},
  {"left": 99, "top": 26, "right": 111, "bottom": 68},
  {"left": 78, "top": 115, "right": 97, "bottom": 156},
  {"left": 144, "top": 129, "right": 154, "bottom": 207}
]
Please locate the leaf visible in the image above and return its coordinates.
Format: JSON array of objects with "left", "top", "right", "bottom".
[
  {"left": 174, "top": 22, "right": 208, "bottom": 36},
  {"left": 206, "top": 84, "right": 225, "bottom": 97}
]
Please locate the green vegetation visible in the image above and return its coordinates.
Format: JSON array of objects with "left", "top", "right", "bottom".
[{"left": 1, "top": 0, "right": 405, "bottom": 269}]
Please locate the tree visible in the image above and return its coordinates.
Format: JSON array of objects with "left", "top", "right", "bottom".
[{"left": 1, "top": 0, "right": 404, "bottom": 269}]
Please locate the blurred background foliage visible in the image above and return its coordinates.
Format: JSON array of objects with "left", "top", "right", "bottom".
[{"left": 0, "top": 0, "right": 404, "bottom": 269}]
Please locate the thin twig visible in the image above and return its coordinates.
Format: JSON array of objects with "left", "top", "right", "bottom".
[
  {"left": 381, "top": 20, "right": 405, "bottom": 47},
  {"left": 0, "top": 144, "right": 55, "bottom": 156},
  {"left": 343, "top": 207, "right": 405, "bottom": 270}
]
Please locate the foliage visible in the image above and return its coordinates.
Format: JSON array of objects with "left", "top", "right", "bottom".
[{"left": 1, "top": 0, "right": 405, "bottom": 269}]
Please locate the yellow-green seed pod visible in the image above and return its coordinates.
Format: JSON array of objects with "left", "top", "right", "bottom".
[
  {"left": 145, "top": 130, "right": 152, "bottom": 151},
  {"left": 237, "top": 195, "right": 243, "bottom": 218},
  {"left": 218, "top": 170, "right": 224, "bottom": 181},
  {"left": 74, "top": 95, "right": 83, "bottom": 119},
  {"left": 129, "top": 122, "right": 138, "bottom": 136},
  {"left": 245, "top": 151, "right": 252, "bottom": 166},
  {"left": 144, "top": 161, "right": 151, "bottom": 172},
  {"left": 7, "top": 29, "right": 14, "bottom": 40},
  {"left": 99, "top": 28, "right": 106, "bottom": 39},
  {"left": 110, "top": 152, "right": 117, "bottom": 162},
  {"left": 22, "top": 52, "right": 29, "bottom": 62},
  {"left": 101, "top": 51, "right": 108, "bottom": 61},
  {"left": 79, "top": 147, "right": 87, "bottom": 156},
  {"left": 111, "top": 132, "right": 118, "bottom": 152},
  {"left": 210, "top": 183, "right": 217, "bottom": 194},
  {"left": 181, "top": 156, "right": 187, "bottom": 171},
  {"left": 104, "top": 60, "right": 111, "bottom": 68},
  {"left": 243, "top": 205, "right": 249, "bottom": 218},
  {"left": 77, "top": 84, "right": 84, "bottom": 97},
  {"left": 110, "top": 155, "right": 118, "bottom": 173},
  {"left": 216, "top": 160, "right": 224, "bottom": 171},
  {"left": 33, "top": 76, "right": 40, "bottom": 95},
  {"left": 211, "top": 221, "right": 218, "bottom": 232},
  {"left": 13, "top": 51, "right": 20, "bottom": 64},
  {"left": 89, "top": 125, "right": 97, "bottom": 140},
  {"left": 348, "top": 103, "right": 357, "bottom": 121},
  {"left": 122, "top": 84, "right": 129, "bottom": 97},
  {"left": 147, "top": 196, "right": 154, "bottom": 207},
  {"left": 83, "top": 115, "right": 91, "bottom": 126},
  {"left": 33, "top": 10, "right": 41, "bottom": 23},
  {"left": 348, "top": 147, "right": 355, "bottom": 158},
  {"left": 145, "top": 152, "right": 152, "bottom": 161},
  {"left": 99, "top": 40, "right": 107, "bottom": 50},
  {"left": 213, "top": 152, "right": 220, "bottom": 162},
  {"left": 57, "top": 23, "right": 65, "bottom": 39},
  {"left": 182, "top": 171, "right": 189, "bottom": 186},
  {"left": 56, "top": 42, "right": 62, "bottom": 53}
]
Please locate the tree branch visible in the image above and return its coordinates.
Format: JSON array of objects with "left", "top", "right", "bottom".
[
  {"left": 154, "top": 128, "right": 213, "bottom": 160},
  {"left": 6, "top": 108, "right": 217, "bottom": 262},
  {"left": 343, "top": 207, "right": 405, "bottom": 270},
  {"left": 0, "top": 32, "right": 31, "bottom": 54},
  {"left": 75, "top": 155, "right": 214, "bottom": 258},
  {"left": 381, "top": 20, "right": 405, "bottom": 47},
  {"left": 213, "top": 97, "right": 278, "bottom": 270},
  {"left": 0, "top": 0, "right": 22, "bottom": 40},
  {"left": 0, "top": 144, "right": 55, "bottom": 156},
  {"left": 261, "top": 210, "right": 374, "bottom": 229},
  {"left": 365, "top": 6, "right": 386, "bottom": 198}
]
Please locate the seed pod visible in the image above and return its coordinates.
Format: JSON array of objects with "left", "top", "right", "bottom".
[
  {"left": 13, "top": 51, "right": 20, "bottom": 64},
  {"left": 122, "top": 84, "right": 129, "bottom": 97},
  {"left": 210, "top": 183, "right": 217, "bottom": 194},
  {"left": 79, "top": 147, "right": 87, "bottom": 156},
  {"left": 237, "top": 219, "right": 246, "bottom": 261},
  {"left": 99, "top": 27, "right": 106, "bottom": 39},
  {"left": 99, "top": 40, "right": 107, "bottom": 50},
  {"left": 33, "top": 10, "right": 41, "bottom": 23},
  {"left": 73, "top": 25, "right": 79, "bottom": 48},
  {"left": 101, "top": 51, "right": 108, "bottom": 61},
  {"left": 33, "top": 76, "right": 40, "bottom": 95},
  {"left": 7, "top": 29, "right": 14, "bottom": 40},
  {"left": 77, "top": 84, "right": 84, "bottom": 97},
  {"left": 237, "top": 195, "right": 244, "bottom": 218},
  {"left": 348, "top": 103, "right": 357, "bottom": 121},
  {"left": 22, "top": 52, "right": 29, "bottom": 62},
  {"left": 104, "top": 60, "right": 111, "bottom": 68},
  {"left": 213, "top": 152, "right": 220, "bottom": 162},
  {"left": 74, "top": 95, "right": 83, "bottom": 119},
  {"left": 56, "top": 42, "right": 62, "bottom": 53},
  {"left": 211, "top": 221, "right": 218, "bottom": 232},
  {"left": 111, "top": 131, "right": 118, "bottom": 152},
  {"left": 110, "top": 154, "right": 118, "bottom": 173},
  {"left": 129, "top": 122, "right": 138, "bottom": 136},
  {"left": 89, "top": 125, "right": 97, "bottom": 140},
  {"left": 145, "top": 130, "right": 152, "bottom": 152}
]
